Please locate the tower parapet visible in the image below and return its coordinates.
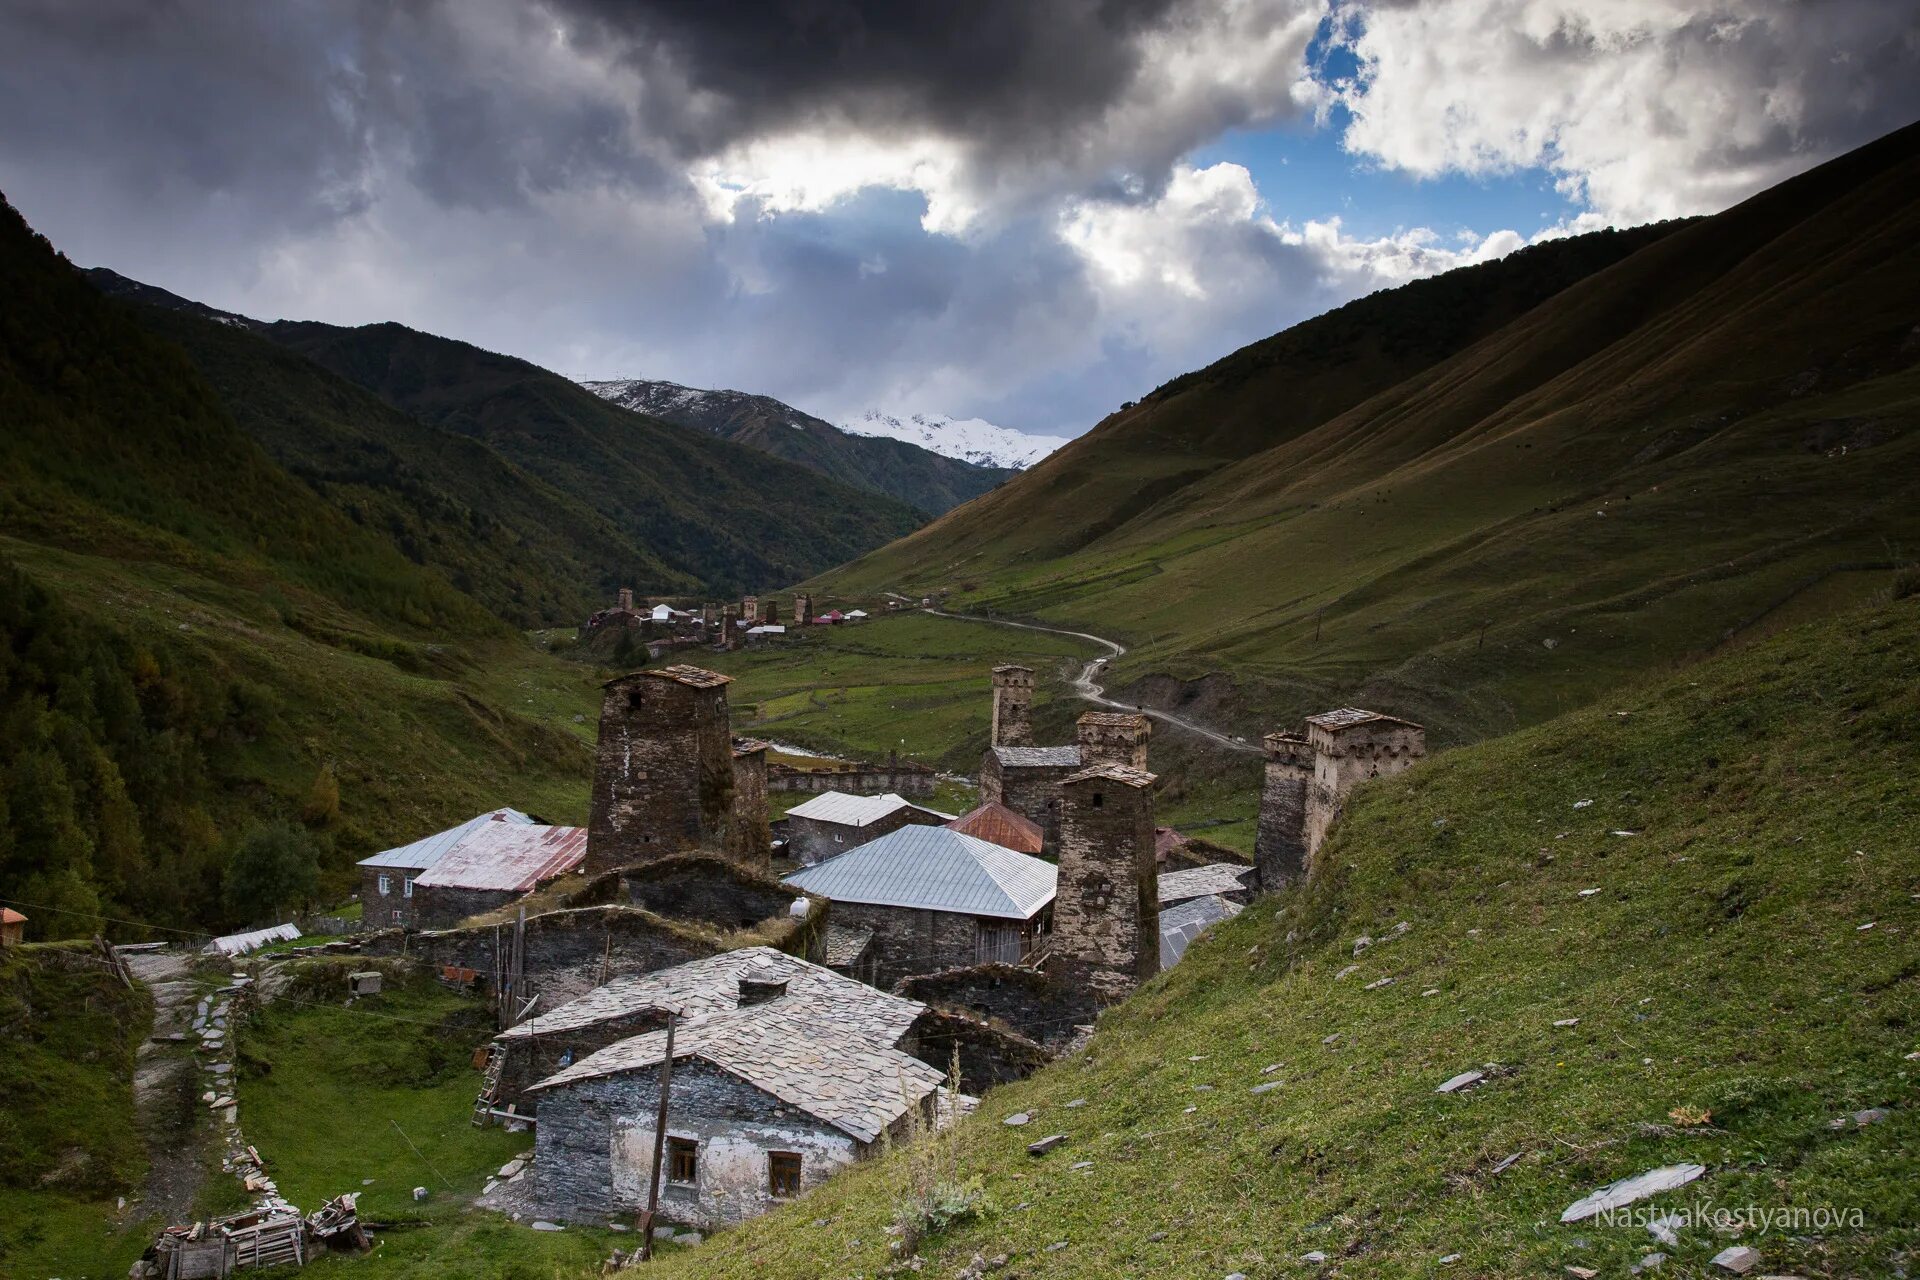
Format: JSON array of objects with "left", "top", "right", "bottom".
[{"left": 1076, "top": 710, "right": 1150, "bottom": 770}]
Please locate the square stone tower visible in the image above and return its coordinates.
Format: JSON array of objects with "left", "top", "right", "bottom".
[
  {"left": 1052, "top": 762, "right": 1159, "bottom": 1000},
  {"left": 726, "top": 738, "right": 772, "bottom": 868},
  {"left": 793, "top": 593, "right": 812, "bottom": 626},
  {"left": 1303, "top": 708, "right": 1425, "bottom": 861},
  {"left": 990, "top": 664, "right": 1035, "bottom": 747},
  {"left": 742, "top": 596, "right": 759, "bottom": 624},
  {"left": 616, "top": 587, "right": 634, "bottom": 611},
  {"left": 586, "top": 665, "right": 736, "bottom": 875},
  {"left": 1253, "top": 732, "right": 1314, "bottom": 889},
  {"left": 1076, "top": 710, "right": 1150, "bottom": 769}
]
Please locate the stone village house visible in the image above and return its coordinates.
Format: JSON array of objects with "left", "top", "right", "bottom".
[
  {"left": 782, "top": 790, "right": 952, "bottom": 866},
  {"left": 519, "top": 948, "right": 943, "bottom": 1229},
  {"left": 356, "top": 808, "right": 535, "bottom": 929},
  {"left": 409, "top": 820, "right": 589, "bottom": 930}
]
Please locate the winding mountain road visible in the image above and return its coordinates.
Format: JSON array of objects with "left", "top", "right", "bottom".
[{"left": 922, "top": 607, "right": 1261, "bottom": 755}]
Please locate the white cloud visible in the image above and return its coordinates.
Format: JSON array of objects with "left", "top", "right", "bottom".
[{"left": 1331, "top": 0, "right": 1920, "bottom": 223}]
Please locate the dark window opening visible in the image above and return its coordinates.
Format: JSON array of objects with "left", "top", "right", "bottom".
[
  {"left": 668, "top": 1137, "right": 698, "bottom": 1184},
  {"left": 1091, "top": 792, "right": 1104, "bottom": 808},
  {"left": 768, "top": 1151, "right": 802, "bottom": 1198}
]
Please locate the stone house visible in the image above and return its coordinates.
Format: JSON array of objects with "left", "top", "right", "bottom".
[
  {"left": 357, "top": 808, "right": 535, "bottom": 929},
  {"left": 783, "top": 791, "right": 951, "bottom": 867},
  {"left": 522, "top": 950, "right": 941, "bottom": 1229},
  {"left": 411, "top": 820, "right": 589, "bottom": 929},
  {"left": 783, "top": 826, "right": 1056, "bottom": 987},
  {"left": 978, "top": 744, "right": 1081, "bottom": 852}
]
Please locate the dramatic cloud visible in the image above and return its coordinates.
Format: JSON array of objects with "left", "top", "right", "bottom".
[
  {"left": 0, "top": 0, "right": 1913, "bottom": 436},
  {"left": 1331, "top": 0, "right": 1920, "bottom": 223}
]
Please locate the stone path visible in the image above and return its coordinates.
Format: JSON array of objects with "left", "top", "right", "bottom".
[
  {"left": 921, "top": 608, "right": 1261, "bottom": 755},
  {"left": 125, "top": 948, "right": 211, "bottom": 1224}
]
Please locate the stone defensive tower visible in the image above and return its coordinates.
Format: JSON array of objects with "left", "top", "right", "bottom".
[
  {"left": 586, "top": 665, "right": 736, "bottom": 875},
  {"left": 1076, "top": 710, "right": 1150, "bottom": 770},
  {"left": 1051, "top": 762, "right": 1159, "bottom": 1000},
  {"left": 1253, "top": 732, "right": 1313, "bottom": 889},
  {"left": 793, "top": 593, "right": 812, "bottom": 626},
  {"left": 616, "top": 587, "right": 634, "bottom": 611},
  {"left": 1302, "top": 708, "right": 1425, "bottom": 862},
  {"left": 726, "top": 738, "right": 772, "bottom": 868},
  {"left": 741, "top": 596, "right": 759, "bottom": 624},
  {"left": 990, "top": 664, "right": 1035, "bottom": 747}
]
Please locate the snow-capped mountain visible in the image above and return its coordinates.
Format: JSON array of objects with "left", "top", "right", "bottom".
[{"left": 841, "top": 410, "right": 1068, "bottom": 470}]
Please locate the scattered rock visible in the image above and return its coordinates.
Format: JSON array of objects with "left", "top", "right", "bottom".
[
  {"left": 1851, "top": 1107, "right": 1890, "bottom": 1127},
  {"left": 1710, "top": 1245, "right": 1762, "bottom": 1274},
  {"left": 1560, "top": 1164, "right": 1706, "bottom": 1222},
  {"left": 652, "top": 1227, "right": 675, "bottom": 1241},
  {"left": 1421, "top": 988, "right": 1441, "bottom": 997},
  {"left": 1322, "top": 1033, "right": 1340, "bottom": 1045},
  {"left": 1439, "top": 1255, "right": 1460, "bottom": 1265},
  {"left": 1352, "top": 935, "right": 1374, "bottom": 954},
  {"left": 498, "top": 1159, "right": 526, "bottom": 1178},
  {"left": 1146, "top": 1232, "right": 1166, "bottom": 1243},
  {"left": 1064, "top": 1098, "right": 1087, "bottom": 1108},
  {"left": 1490, "top": 1152, "right": 1522, "bottom": 1175},
  {"left": 1301, "top": 1251, "right": 1328, "bottom": 1264},
  {"left": 360, "top": 1179, "right": 375, "bottom": 1187},
  {"left": 1003, "top": 1112, "right": 1031, "bottom": 1127},
  {"left": 1027, "top": 1134, "right": 1068, "bottom": 1156},
  {"left": 1335, "top": 965, "right": 1360, "bottom": 979},
  {"left": 1194, "top": 1084, "right": 1215, "bottom": 1092},
  {"left": 1364, "top": 975, "right": 1395, "bottom": 991},
  {"left": 412, "top": 1187, "right": 429, "bottom": 1202},
  {"left": 607, "top": 1223, "right": 628, "bottom": 1232},
  {"left": 1251, "top": 1081, "right": 1282, "bottom": 1094},
  {"left": 530, "top": 1221, "right": 563, "bottom": 1232},
  {"left": 1632, "top": 1254, "right": 1668, "bottom": 1274},
  {"left": 1566, "top": 1268, "right": 1598, "bottom": 1279},
  {"left": 1226, "top": 1273, "right": 1249, "bottom": 1280},
  {"left": 676, "top": 1232, "right": 704, "bottom": 1246},
  {"left": 1646, "top": 1213, "right": 1682, "bottom": 1248},
  {"left": 1183, "top": 1106, "right": 1197, "bottom": 1114},
  {"left": 1573, "top": 799, "right": 1593, "bottom": 809},
  {"left": 1554, "top": 1018, "right": 1581, "bottom": 1028},
  {"left": 1045, "top": 1241, "right": 1069, "bottom": 1253},
  {"left": 1578, "top": 888, "right": 1601, "bottom": 897},
  {"left": 1070, "top": 1161, "right": 1093, "bottom": 1172},
  {"left": 1436, "top": 1070, "right": 1485, "bottom": 1094},
  {"left": 1262, "top": 1063, "right": 1284, "bottom": 1074}
]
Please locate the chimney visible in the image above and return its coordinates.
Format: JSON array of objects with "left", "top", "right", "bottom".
[{"left": 737, "top": 961, "right": 789, "bottom": 1007}]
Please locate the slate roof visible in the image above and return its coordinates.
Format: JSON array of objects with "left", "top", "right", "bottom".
[
  {"left": 1063, "top": 762, "right": 1156, "bottom": 788},
  {"left": 498, "top": 946, "right": 920, "bottom": 1044},
  {"left": 1077, "top": 710, "right": 1147, "bottom": 728},
  {"left": 990, "top": 744, "right": 1082, "bottom": 769},
  {"left": 357, "top": 808, "right": 533, "bottom": 871},
  {"left": 1158, "top": 862, "right": 1254, "bottom": 905},
  {"left": 649, "top": 664, "right": 733, "bottom": 689},
  {"left": 783, "top": 826, "right": 1056, "bottom": 920},
  {"left": 821, "top": 923, "right": 875, "bottom": 968},
  {"left": 732, "top": 737, "right": 772, "bottom": 757},
  {"left": 946, "top": 801, "right": 1045, "bottom": 855},
  {"left": 785, "top": 791, "right": 915, "bottom": 827},
  {"left": 412, "top": 822, "right": 587, "bottom": 892},
  {"left": 1306, "top": 706, "right": 1422, "bottom": 731},
  {"left": 1160, "top": 894, "right": 1242, "bottom": 967}
]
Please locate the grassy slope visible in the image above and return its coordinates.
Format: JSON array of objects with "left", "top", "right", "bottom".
[
  {"left": 664, "top": 590, "right": 1920, "bottom": 1280},
  {"left": 0, "top": 944, "right": 155, "bottom": 1279},
  {"left": 266, "top": 319, "right": 924, "bottom": 596},
  {"left": 820, "top": 124, "right": 1920, "bottom": 748}
]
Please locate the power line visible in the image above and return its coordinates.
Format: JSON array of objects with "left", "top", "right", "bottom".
[{"left": 0, "top": 895, "right": 211, "bottom": 939}]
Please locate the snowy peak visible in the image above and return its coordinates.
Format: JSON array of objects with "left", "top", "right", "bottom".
[
  {"left": 583, "top": 378, "right": 821, "bottom": 434},
  {"left": 841, "top": 410, "right": 1067, "bottom": 470}
]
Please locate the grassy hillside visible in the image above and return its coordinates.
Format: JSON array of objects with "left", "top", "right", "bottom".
[
  {"left": 585, "top": 379, "right": 1014, "bottom": 515},
  {"left": 265, "top": 320, "right": 923, "bottom": 596},
  {"left": 663, "top": 586, "right": 1920, "bottom": 1280},
  {"left": 0, "top": 196, "right": 602, "bottom": 938},
  {"left": 820, "top": 123, "right": 1920, "bottom": 747}
]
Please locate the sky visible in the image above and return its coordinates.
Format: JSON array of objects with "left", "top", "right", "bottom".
[{"left": 2, "top": 1, "right": 1916, "bottom": 438}]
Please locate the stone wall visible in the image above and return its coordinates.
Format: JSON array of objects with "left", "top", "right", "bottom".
[
  {"left": 905, "top": 1006, "right": 1053, "bottom": 1094},
  {"left": 990, "top": 665, "right": 1034, "bottom": 747},
  {"left": 767, "top": 761, "right": 937, "bottom": 797},
  {"left": 1051, "top": 765, "right": 1159, "bottom": 1001},
  {"left": 727, "top": 744, "right": 771, "bottom": 867},
  {"left": 531, "top": 1059, "right": 864, "bottom": 1228},
  {"left": 413, "top": 884, "right": 522, "bottom": 931},
  {"left": 587, "top": 668, "right": 736, "bottom": 875},
  {"left": 895, "top": 963, "right": 1095, "bottom": 1052},
  {"left": 621, "top": 853, "right": 797, "bottom": 933},
  {"left": 785, "top": 805, "right": 946, "bottom": 868},
  {"left": 359, "top": 867, "right": 424, "bottom": 930},
  {"left": 1253, "top": 732, "right": 1313, "bottom": 890},
  {"left": 496, "top": 1005, "right": 669, "bottom": 1107},
  {"left": 825, "top": 901, "right": 1015, "bottom": 990}
]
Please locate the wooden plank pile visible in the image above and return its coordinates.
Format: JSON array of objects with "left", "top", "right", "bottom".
[{"left": 136, "top": 1194, "right": 367, "bottom": 1277}]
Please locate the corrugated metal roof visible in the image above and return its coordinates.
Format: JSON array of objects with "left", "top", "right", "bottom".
[
  {"left": 0, "top": 907, "right": 26, "bottom": 925},
  {"left": 784, "top": 826, "right": 1055, "bottom": 920},
  {"left": 946, "top": 801, "right": 1044, "bottom": 855},
  {"left": 206, "top": 922, "right": 301, "bottom": 956},
  {"left": 991, "top": 744, "right": 1082, "bottom": 769},
  {"left": 412, "top": 822, "right": 587, "bottom": 892},
  {"left": 357, "top": 808, "right": 533, "bottom": 870},
  {"left": 785, "top": 791, "right": 913, "bottom": 827},
  {"left": 1158, "top": 863, "right": 1253, "bottom": 904},
  {"left": 1160, "top": 894, "right": 1241, "bottom": 967}
]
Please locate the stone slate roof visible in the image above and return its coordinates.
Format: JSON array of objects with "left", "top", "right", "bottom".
[
  {"left": 783, "top": 826, "right": 1056, "bottom": 920},
  {"left": 1306, "top": 706, "right": 1422, "bottom": 731},
  {"left": 990, "top": 744, "right": 1082, "bottom": 769},
  {"left": 357, "top": 808, "right": 533, "bottom": 871},
  {"left": 946, "top": 801, "right": 1045, "bottom": 855},
  {"left": 522, "top": 947, "right": 939, "bottom": 1143},
  {"left": 498, "top": 946, "right": 921, "bottom": 1044},
  {"left": 731, "top": 737, "right": 772, "bottom": 757},
  {"left": 649, "top": 663, "right": 733, "bottom": 689},
  {"left": 1063, "top": 762, "right": 1157, "bottom": 788},
  {"left": 412, "top": 822, "right": 588, "bottom": 892},
  {"left": 786, "top": 790, "right": 916, "bottom": 827},
  {"left": 1160, "top": 893, "right": 1242, "bottom": 967},
  {"left": 1157, "top": 862, "right": 1254, "bottom": 905},
  {"left": 821, "top": 923, "right": 875, "bottom": 968},
  {"left": 1077, "top": 710, "right": 1147, "bottom": 728}
]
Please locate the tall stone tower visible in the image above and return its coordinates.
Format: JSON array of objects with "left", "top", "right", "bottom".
[
  {"left": 1253, "top": 732, "right": 1313, "bottom": 889},
  {"left": 726, "top": 738, "right": 772, "bottom": 868},
  {"left": 763, "top": 599, "right": 780, "bottom": 627},
  {"left": 1052, "top": 763, "right": 1159, "bottom": 1000},
  {"left": 742, "top": 596, "right": 759, "bottom": 624},
  {"left": 616, "top": 587, "right": 634, "bottom": 611},
  {"left": 1076, "top": 711, "right": 1150, "bottom": 769},
  {"left": 587, "top": 665, "right": 736, "bottom": 875},
  {"left": 1302, "top": 708, "right": 1425, "bottom": 861},
  {"left": 793, "top": 593, "right": 813, "bottom": 626},
  {"left": 990, "top": 664, "right": 1035, "bottom": 747}
]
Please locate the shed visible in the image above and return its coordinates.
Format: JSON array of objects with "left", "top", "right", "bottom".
[{"left": 0, "top": 907, "right": 25, "bottom": 947}]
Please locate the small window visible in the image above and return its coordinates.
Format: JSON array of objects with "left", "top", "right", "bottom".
[
  {"left": 833, "top": 832, "right": 845, "bottom": 843},
  {"left": 768, "top": 1151, "right": 802, "bottom": 1198},
  {"left": 667, "top": 1137, "right": 698, "bottom": 1184},
  {"left": 377, "top": 874, "right": 391, "bottom": 896},
  {"left": 1091, "top": 792, "right": 1104, "bottom": 808},
  {"left": 403, "top": 878, "right": 414, "bottom": 899}
]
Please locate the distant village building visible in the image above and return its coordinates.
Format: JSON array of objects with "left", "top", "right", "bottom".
[
  {"left": 741, "top": 595, "right": 759, "bottom": 624},
  {"left": 1255, "top": 708, "right": 1425, "bottom": 887},
  {"left": 945, "top": 800, "right": 1045, "bottom": 855},
  {"left": 743, "top": 623, "right": 787, "bottom": 646},
  {"left": 357, "top": 808, "right": 536, "bottom": 928},
  {"left": 0, "top": 907, "right": 26, "bottom": 947},
  {"left": 587, "top": 666, "right": 737, "bottom": 876},
  {"left": 523, "top": 949, "right": 943, "bottom": 1230},
  {"left": 1050, "top": 763, "right": 1160, "bottom": 1000},
  {"left": 784, "top": 827, "right": 1056, "bottom": 986},
  {"left": 783, "top": 791, "right": 951, "bottom": 866},
  {"left": 844, "top": 609, "right": 868, "bottom": 624},
  {"left": 411, "top": 820, "right": 588, "bottom": 929},
  {"left": 989, "top": 664, "right": 1034, "bottom": 747},
  {"left": 792, "top": 593, "right": 812, "bottom": 626}
]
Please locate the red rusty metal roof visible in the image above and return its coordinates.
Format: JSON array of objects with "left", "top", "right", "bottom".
[
  {"left": 413, "top": 822, "right": 588, "bottom": 893},
  {"left": 946, "top": 801, "right": 1045, "bottom": 855},
  {"left": 0, "top": 907, "right": 26, "bottom": 925}
]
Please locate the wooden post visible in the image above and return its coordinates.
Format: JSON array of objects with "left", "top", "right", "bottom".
[{"left": 637, "top": 1012, "right": 678, "bottom": 1261}]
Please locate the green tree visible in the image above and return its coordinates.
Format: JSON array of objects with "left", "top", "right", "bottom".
[
  {"left": 300, "top": 762, "right": 341, "bottom": 828},
  {"left": 223, "top": 821, "right": 320, "bottom": 923}
]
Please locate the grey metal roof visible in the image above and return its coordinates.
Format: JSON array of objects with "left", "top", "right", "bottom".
[
  {"left": 357, "top": 808, "right": 532, "bottom": 870},
  {"left": 1160, "top": 894, "right": 1242, "bottom": 967},
  {"left": 783, "top": 826, "right": 1055, "bottom": 920},
  {"left": 1158, "top": 863, "right": 1254, "bottom": 905},
  {"left": 412, "top": 822, "right": 587, "bottom": 892},
  {"left": 785, "top": 791, "right": 913, "bottom": 827},
  {"left": 991, "top": 744, "right": 1082, "bottom": 769}
]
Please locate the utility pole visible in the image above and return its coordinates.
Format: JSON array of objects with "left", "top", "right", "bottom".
[{"left": 637, "top": 1012, "right": 678, "bottom": 1260}]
